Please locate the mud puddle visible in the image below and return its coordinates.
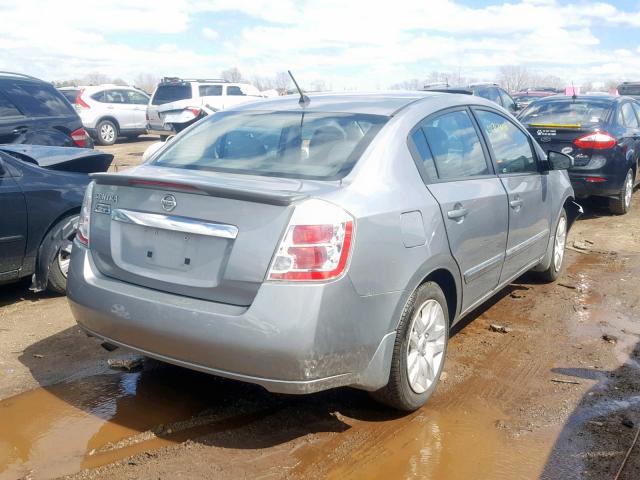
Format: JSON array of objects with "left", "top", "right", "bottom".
[
  {"left": 0, "top": 365, "right": 276, "bottom": 480},
  {"left": 1, "top": 249, "right": 639, "bottom": 480}
]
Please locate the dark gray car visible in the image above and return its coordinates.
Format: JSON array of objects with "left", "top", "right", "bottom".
[{"left": 67, "top": 92, "right": 578, "bottom": 410}]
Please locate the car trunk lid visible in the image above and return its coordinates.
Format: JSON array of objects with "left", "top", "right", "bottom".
[
  {"left": 526, "top": 124, "right": 604, "bottom": 167},
  {"left": 88, "top": 166, "right": 338, "bottom": 305}
]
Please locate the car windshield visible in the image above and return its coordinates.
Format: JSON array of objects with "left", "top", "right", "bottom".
[
  {"left": 151, "top": 84, "right": 192, "bottom": 105},
  {"left": 519, "top": 99, "right": 611, "bottom": 126},
  {"left": 151, "top": 111, "right": 388, "bottom": 180}
]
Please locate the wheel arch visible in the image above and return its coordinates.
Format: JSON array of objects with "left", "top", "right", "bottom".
[
  {"left": 390, "top": 255, "right": 462, "bottom": 333},
  {"left": 97, "top": 116, "right": 120, "bottom": 132},
  {"left": 31, "top": 208, "right": 80, "bottom": 292}
]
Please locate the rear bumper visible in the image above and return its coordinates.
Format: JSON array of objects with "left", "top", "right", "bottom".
[
  {"left": 568, "top": 171, "right": 626, "bottom": 198},
  {"left": 67, "top": 244, "right": 400, "bottom": 394},
  {"left": 146, "top": 127, "right": 176, "bottom": 137}
]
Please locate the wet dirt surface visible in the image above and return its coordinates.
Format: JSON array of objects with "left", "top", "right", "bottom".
[{"left": 1, "top": 158, "right": 639, "bottom": 479}]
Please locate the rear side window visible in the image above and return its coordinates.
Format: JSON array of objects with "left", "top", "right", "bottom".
[
  {"left": 199, "top": 85, "right": 222, "bottom": 96},
  {"left": 0, "top": 91, "right": 22, "bottom": 117},
  {"left": 151, "top": 84, "right": 192, "bottom": 105},
  {"left": 420, "top": 109, "right": 489, "bottom": 179},
  {"left": 59, "top": 89, "right": 79, "bottom": 104},
  {"left": 4, "top": 81, "right": 73, "bottom": 116},
  {"left": 152, "top": 111, "right": 388, "bottom": 180},
  {"left": 227, "top": 86, "right": 245, "bottom": 96},
  {"left": 519, "top": 100, "right": 611, "bottom": 126},
  {"left": 620, "top": 103, "right": 639, "bottom": 128},
  {"left": 409, "top": 129, "right": 438, "bottom": 180},
  {"left": 475, "top": 110, "right": 537, "bottom": 174}
]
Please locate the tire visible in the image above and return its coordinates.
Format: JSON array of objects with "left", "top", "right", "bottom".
[
  {"left": 536, "top": 208, "right": 567, "bottom": 283},
  {"left": 371, "top": 282, "right": 449, "bottom": 411},
  {"left": 160, "top": 135, "right": 169, "bottom": 141},
  {"left": 47, "top": 215, "right": 78, "bottom": 294},
  {"left": 96, "top": 119, "right": 118, "bottom": 146},
  {"left": 609, "top": 169, "right": 634, "bottom": 215}
]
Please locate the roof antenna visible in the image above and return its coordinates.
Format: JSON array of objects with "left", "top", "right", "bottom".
[{"left": 288, "top": 70, "right": 310, "bottom": 107}]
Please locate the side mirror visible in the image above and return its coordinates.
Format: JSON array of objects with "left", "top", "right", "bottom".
[{"left": 547, "top": 150, "right": 574, "bottom": 170}]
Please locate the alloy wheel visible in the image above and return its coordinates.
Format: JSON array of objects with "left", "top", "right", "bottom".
[
  {"left": 553, "top": 215, "right": 567, "bottom": 272},
  {"left": 406, "top": 299, "right": 446, "bottom": 394},
  {"left": 624, "top": 171, "right": 633, "bottom": 209},
  {"left": 100, "top": 124, "right": 115, "bottom": 143}
]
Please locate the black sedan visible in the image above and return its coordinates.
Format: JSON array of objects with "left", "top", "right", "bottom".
[
  {"left": 519, "top": 95, "right": 640, "bottom": 214},
  {"left": 0, "top": 145, "right": 112, "bottom": 293}
]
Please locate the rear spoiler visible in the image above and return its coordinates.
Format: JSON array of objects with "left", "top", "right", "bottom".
[{"left": 91, "top": 172, "right": 308, "bottom": 206}]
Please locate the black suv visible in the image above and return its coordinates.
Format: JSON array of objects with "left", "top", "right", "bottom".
[
  {"left": 423, "top": 83, "right": 518, "bottom": 113},
  {"left": 0, "top": 72, "right": 93, "bottom": 148}
]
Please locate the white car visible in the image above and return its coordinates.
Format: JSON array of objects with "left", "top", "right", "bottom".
[
  {"left": 146, "top": 77, "right": 264, "bottom": 137},
  {"left": 59, "top": 85, "right": 150, "bottom": 145}
]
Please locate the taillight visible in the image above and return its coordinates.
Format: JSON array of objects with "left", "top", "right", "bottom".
[
  {"left": 75, "top": 89, "right": 90, "bottom": 109},
  {"left": 267, "top": 199, "right": 354, "bottom": 281},
  {"left": 574, "top": 132, "right": 616, "bottom": 149},
  {"left": 187, "top": 107, "right": 202, "bottom": 117},
  {"left": 77, "top": 181, "right": 94, "bottom": 246},
  {"left": 70, "top": 127, "right": 90, "bottom": 147}
]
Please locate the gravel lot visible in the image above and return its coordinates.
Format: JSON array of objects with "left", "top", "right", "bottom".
[{"left": 1, "top": 139, "right": 639, "bottom": 480}]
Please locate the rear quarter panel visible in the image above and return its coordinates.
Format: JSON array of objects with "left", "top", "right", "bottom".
[{"left": 6, "top": 157, "right": 88, "bottom": 265}]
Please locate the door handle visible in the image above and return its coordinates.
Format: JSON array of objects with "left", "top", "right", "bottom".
[
  {"left": 447, "top": 206, "right": 468, "bottom": 220},
  {"left": 12, "top": 126, "right": 27, "bottom": 135},
  {"left": 510, "top": 198, "right": 523, "bottom": 209}
]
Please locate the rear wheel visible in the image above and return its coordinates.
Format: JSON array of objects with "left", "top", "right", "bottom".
[
  {"left": 536, "top": 208, "right": 567, "bottom": 283},
  {"left": 609, "top": 169, "right": 634, "bottom": 215},
  {"left": 47, "top": 215, "right": 78, "bottom": 294},
  {"left": 96, "top": 119, "right": 118, "bottom": 146},
  {"left": 371, "top": 282, "right": 448, "bottom": 411}
]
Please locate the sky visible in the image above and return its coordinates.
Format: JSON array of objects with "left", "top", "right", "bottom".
[{"left": 1, "top": 0, "right": 640, "bottom": 90}]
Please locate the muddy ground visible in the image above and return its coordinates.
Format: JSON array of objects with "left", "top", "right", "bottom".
[{"left": 1, "top": 139, "right": 639, "bottom": 479}]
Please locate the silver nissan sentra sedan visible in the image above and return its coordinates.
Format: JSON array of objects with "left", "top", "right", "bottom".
[{"left": 68, "top": 91, "right": 579, "bottom": 410}]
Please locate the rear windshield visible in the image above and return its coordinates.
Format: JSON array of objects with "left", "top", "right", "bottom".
[
  {"left": 4, "top": 81, "right": 75, "bottom": 116},
  {"left": 151, "top": 84, "right": 192, "bottom": 105},
  {"left": 519, "top": 99, "right": 611, "bottom": 126},
  {"left": 151, "top": 111, "right": 388, "bottom": 180}
]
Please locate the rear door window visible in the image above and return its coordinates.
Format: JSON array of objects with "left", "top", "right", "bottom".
[
  {"left": 420, "top": 109, "right": 490, "bottom": 180},
  {"left": 199, "top": 85, "right": 222, "bottom": 96},
  {"left": 4, "top": 81, "right": 74, "bottom": 116},
  {"left": 103, "top": 90, "right": 127, "bottom": 104},
  {"left": 125, "top": 90, "right": 150, "bottom": 105},
  {"left": 151, "top": 84, "right": 192, "bottom": 105},
  {"left": 475, "top": 109, "right": 537, "bottom": 174},
  {"left": 0, "top": 91, "right": 22, "bottom": 117},
  {"left": 152, "top": 111, "right": 388, "bottom": 180}
]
